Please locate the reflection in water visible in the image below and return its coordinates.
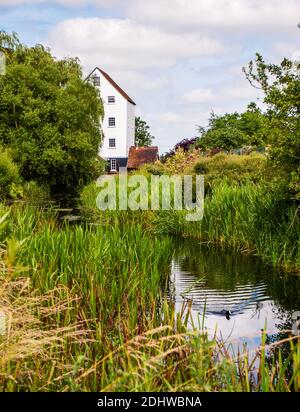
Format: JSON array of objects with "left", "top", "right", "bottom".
[{"left": 170, "top": 239, "right": 300, "bottom": 351}]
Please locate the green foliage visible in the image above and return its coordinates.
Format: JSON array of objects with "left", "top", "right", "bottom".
[
  {"left": 0, "top": 31, "right": 20, "bottom": 55},
  {"left": 135, "top": 116, "right": 154, "bottom": 147},
  {"left": 139, "top": 162, "right": 166, "bottom": 176},
  {"left": 193, "top": 152, "right": 268, "bottom": 190},
  {"left": 197, "top": 104, "right": 269, "bottom": 151},
  {"left": 154, "top": 183, "right": 300, "bottom": 271},
  {"left": 0, "top": 204, "right": 299, "bottom": 391},
  {"left": 21, "top": 181, "right": 50, "bottom": 203},
  {"left": 0, "top": 32, "right": 104, "bottom": 197},
  {"left": 160, "top": 148, "right": 200, "bottom": 174},
  {"left": 0, "top": 149, "right": 22, "bottom": 200},
  {"left": 244, "top": 54, "right": 300, "bottom": 199}
]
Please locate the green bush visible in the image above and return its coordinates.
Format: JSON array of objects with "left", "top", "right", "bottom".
[
  {"left": 193, "top": 152, "right": 268, "bottom": 190},
  {"left": 0, "top": 150, "right": 22, "bottom": 200},
  {"left": 22, "top": 181, "right": 50, "bottom": 203},
  {"left": 139, "top": 162, "right": 166, "bottom": 176}
]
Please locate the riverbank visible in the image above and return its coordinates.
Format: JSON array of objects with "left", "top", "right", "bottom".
[
  {"left": 0, "top": 203, "right": 299, "bottom": 391},
  {"left": 81, "top": 180, "right": 300, "bottom": 273},
  {"left": 154, "top": 183, "right": 300, "bottom": 273}
]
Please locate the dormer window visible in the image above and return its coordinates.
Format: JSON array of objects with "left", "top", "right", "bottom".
[{"left": 108, "top": 96, "right": 115, "bottom": 104}]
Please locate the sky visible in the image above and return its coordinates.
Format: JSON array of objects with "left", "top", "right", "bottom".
[{"left": 0, "top": 0, "right": 300, "bottom": 153}]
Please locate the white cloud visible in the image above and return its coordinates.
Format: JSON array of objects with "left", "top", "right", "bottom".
[
  {"left": 156, "top": 112, "right": 184, "bottom": 124},
  {"left": 129, "top": 0, "right": 300, "bottom": 34},
  {"left": 0, "top": 0, "right": 124, "bottom": 5},
  {"left": 2, "top": 0, "right": 299, "bottom": 36},
  {"left": 183, "top": 88, "right": 215, "bottom": 103},
  {"left": 47, "top": 17, "right": 224, "bottom": 71},
  {"left": 272, "top": 41, "right": 300, "bottom": 60},
  {"left": 183, "top": 82, "right": 262, "bottom": 106},
  {"left": 0, "top": 0, "right": 45, "bottom": 4},
  {"left": 117, "top": 71, "right": 170, "bottom": 91},
  {"left": 2, "top": 0, "right": 298, "bottom": 152},
  {"left": 221, "top": 83, "right": 262, "bottom": 101}
]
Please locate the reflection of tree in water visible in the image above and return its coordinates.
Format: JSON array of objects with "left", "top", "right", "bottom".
[
  {"left": 264, "top": 305, "right": 298, "bottom": 386},
  {"left": 172, "top": 238, "right": 300, "bottom": 309},
  {"left": 170, "top": 238, "right": 300, "bottom": 374},
  {"left": 169, "top": 240, "right": 300, "bottom": 384}
]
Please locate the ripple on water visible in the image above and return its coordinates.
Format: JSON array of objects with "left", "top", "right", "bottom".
[{"left": 169, "top": 240, "right": 300, "bottom": 350}]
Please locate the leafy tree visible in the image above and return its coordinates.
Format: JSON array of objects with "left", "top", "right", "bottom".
[
  {"left": 0, "top": 31, "right": 104, "bottom": 197},
  {"left": 161, "top": 138, "right": 198, "bottom": 162},
  {"left": 135, "top": 116, "right": 154, "bottom": 147},
  {"left": 199, "top": 122, "right": 248, "bottom": 151},
  {"left": 243, "top": 53, "right": 300, "bottom": 199},
  {"left": 197, "top": 105, "right": 268, "bottom": 151},
  {"left": 0, "top": 147, "right": 22, "bottom": 200}
]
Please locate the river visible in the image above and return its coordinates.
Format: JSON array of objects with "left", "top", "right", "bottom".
[{"left": 170, "top": 239, "right": 300, "bottom": 354}]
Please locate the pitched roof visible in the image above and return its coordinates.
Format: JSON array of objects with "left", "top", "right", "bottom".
[
  {"left": 87, "top": 67, "right": 136, "bottom": 105},
  {"left": 127, "top": 146, "right": 159, "bottom": 169}
]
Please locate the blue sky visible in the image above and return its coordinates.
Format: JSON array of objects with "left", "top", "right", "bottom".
[{"left": 1, "top": 0, "right": 300, "bottom": 153}]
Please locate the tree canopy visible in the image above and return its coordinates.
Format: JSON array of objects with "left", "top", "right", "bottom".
[
  {"left": 197, "top": 103, "right": 268, "bottom": 151},
  {"left": 135, "top": 116, "right": 154, "bottom": 147},
  {"left": 0, "top": 31, "right": 104, "bottom": 197},
  {"left": 244, "top": 53, "right": 300, "bottom": 199}
]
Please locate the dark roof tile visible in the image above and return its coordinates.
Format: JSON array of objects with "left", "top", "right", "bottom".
[
  {"left": 127, "top": 146, "right": 159, "bottom": 169},
  {"left": 86, "top": 67, "right": 136, "bottom": 105}
]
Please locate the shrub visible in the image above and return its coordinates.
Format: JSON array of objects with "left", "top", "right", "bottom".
[
  {"left": 22, "top": 181, "right": 50, "bottom": 203},
  {"left": 164, "top": 148, "right": 201, "bottom": 174},
  {"left": 0, "top": 150, "right": 22, "bottom": 200},
  {"left": 138, "top": 161, "right": 166, "bottom": 176},
  {"left": 193, "top": 152, "right": 268, "bottom": 190}
]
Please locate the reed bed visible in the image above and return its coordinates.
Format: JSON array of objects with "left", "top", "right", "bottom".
[
  {"left": 0, "top": 204, "right": 299, "bottom": 391},
  {"left": 81, "top": 179, "right": 300, "bottom": 270},
  {"left": 152, "top": 183, "right": 300, "bottom": 271}
]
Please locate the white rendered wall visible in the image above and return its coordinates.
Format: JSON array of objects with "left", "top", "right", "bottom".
[
  {"left": 90, "top": 68, "right": 135, "bottom": 160},
  {"left": 127, "top": 100, "right": 135, "bottom": 149}
]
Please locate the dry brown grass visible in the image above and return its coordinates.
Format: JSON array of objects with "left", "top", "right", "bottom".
[{"left": 0, "top": 243, "right": 89, "bottom": 390}]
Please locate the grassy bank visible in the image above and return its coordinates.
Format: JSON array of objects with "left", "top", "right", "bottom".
[
  {"left": 0, "top": 204, "right": 299, "bottom": 391},
  {"left": 81, "top": 176, "right": 300, "bottom": 272},
  {"left": 154, "top": 182, "right": 300, "bottom": 272}
]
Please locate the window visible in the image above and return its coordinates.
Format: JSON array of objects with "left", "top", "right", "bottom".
[
  {"left": 108, "top": 117, "right": 116, "bottom": 127},
  {"left": 109, "top": 138, "right": 116, "bottom": 148},
  {"left": 110, "top": 159, "right": 117, "bottom": 172},
  {"left": 92, "top": 75, "right": 100, "bottom": 87},
  {"left": 108, "top": 96, "right": 115, "bottom": 104}
]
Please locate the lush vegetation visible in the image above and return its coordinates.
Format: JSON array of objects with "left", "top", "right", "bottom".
[
  {"left": 0, "top": 149, "right": 22, "bottom": 199},
  {"left": 135, "top": 116, "right": 155, "bottom": 147},
  {"left": 197, "top": 103, "right": 268, "bottom": 151},
  {"left": 0, "top": 32, "right": 103, "bottom": 198},
  {"left": 161, "top": 138, "right": 199, "bottom": 161},
  {"left": 0, "top": 32, "right": 299, "bottom": 392},
  {"left": 244, "top": 54, "right": 300, "bottom": 200},
  {"left": 0, "top": 205, "right": 299, "bottom": 392}
]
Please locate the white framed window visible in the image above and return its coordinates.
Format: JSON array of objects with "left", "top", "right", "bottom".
[
  {"left": 92, "top": 75, "right": 100, "bottom": 87},
  {"left": 110, "top": 159, "right": 117, "bottom": 172},
  {"left": 109, "top": 138, "right": 116, "bottom": 148},
  {"left": 108, "top": 117, "right": 116, "bottom": 127},
  {"left": 108, "top": 96, "right": 115, "bottom": 104}
]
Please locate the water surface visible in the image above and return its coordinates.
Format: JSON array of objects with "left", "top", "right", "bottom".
[{"left": 170, "top": 239, "right": 300, "bottom": 352}]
